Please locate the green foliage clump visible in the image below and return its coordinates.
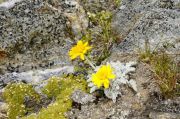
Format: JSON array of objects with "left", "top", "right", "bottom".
[
  {"left": 89, "top": 11, "right": 112, "bottom": 26},
  {"left": 23, "top": 75, "right": 87, "bottom": 119},
  {"left": 139, "top": 41, "right": 179, "bottom": 98},
  {"left": 86, "top": 10, "right": 120, "bottom": 64},
  {"left": 151, "top": 53, "right": 179, "bottom": 98},
  {"left": 2, "top": 82, "right": 40, "bottom": 119},
  {"left": 95, "top": 11, "right": 114, "bottom": 63},
  {"left": 42, "top": 77, "right": 61, "bottom": 98},
  {"left": 95, "top": 11, "right": 113, "bottom": 42}
]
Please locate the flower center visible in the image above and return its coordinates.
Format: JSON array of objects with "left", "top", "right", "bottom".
[
  {"left": 77, "top": 46, "right": 85, "bottom": 53},
  {"left": 99, "top": 72, "right": 108, "bottom": 80}
]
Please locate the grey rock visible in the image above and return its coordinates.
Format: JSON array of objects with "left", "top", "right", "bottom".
[
  {"left": 0, "top": 102, "right": 8, "bottom": 119},
  {"left": 112, "top": 0, "right": 180, "bottom": 55},
  {"left": 149, "top": 112, "right": 180, "bottom": 119},
  {"left": 0, "top": 66, "right": 74, "bottom": 86},
  {"left": 172, "top": 0, "right": 180, "bottom": 9},
  {"left": 146, "top": 97, "right": 180, "bottom": 114},
  {"left": 71, "top": 90, "right": 96, "bottom": 105}
]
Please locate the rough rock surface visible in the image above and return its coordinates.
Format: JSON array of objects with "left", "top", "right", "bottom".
[
  {"left": 0, "top": 66, "right": 74, "bottom": 88},
  {"left": 149, "top": 112, "right": 180, "bottom": 119},
  {"left": 0, "top": 102, "right": 8, "bottom": 119},
  {"left": 112, "top": 0, "right": 180, "bottom": 55},
  {"left": 71, "top": 90, "right": 96, "bottom": 105},
  {"left": 0, "top": 0, "right": 68, "bottom": 73}
]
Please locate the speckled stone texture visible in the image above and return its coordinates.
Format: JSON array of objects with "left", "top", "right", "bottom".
[
  {"left": 112, "top": 0, "right": 180, "bottom": 55},
  {"left": 0, "top": 0, "right": 74, "bottom": 74},
  {"left": 71, "top": 90, "right": 96, "bottom": 105},
  {"left": 0, "top": 102, "right": 8, "bottom": 119}
]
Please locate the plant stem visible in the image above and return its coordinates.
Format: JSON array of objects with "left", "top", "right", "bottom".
[{"left": 85, "top": 56, "right": 96, "bottom": 70}]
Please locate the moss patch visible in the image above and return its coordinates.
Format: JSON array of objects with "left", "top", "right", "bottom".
[
  {"left": 2, "top": 83, "right": 40, "bottom": 119},
  {"left": 42, "top": 77, "right": 62, "bottom": 99},
  {"left": 23, "top": 75, "right": 87, "bottom": 119}
]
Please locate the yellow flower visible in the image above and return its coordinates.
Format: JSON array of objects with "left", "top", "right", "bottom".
[
  {"left": 69, "top": 40, "right": 92, "bottom": 60},
  {"left": 92, "top": 64, "right": 116, "bottom": 89}
]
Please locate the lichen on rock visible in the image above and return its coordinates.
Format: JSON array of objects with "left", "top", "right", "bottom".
[
  {"left": 112, "top": 0, "right": 180, "bottom": 55},
  {"left": 0, "top": 0, "right": 73, "bottom": 74}
]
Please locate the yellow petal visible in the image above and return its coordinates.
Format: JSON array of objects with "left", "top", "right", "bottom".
[
  {"left": 80, "top": 54, "right": 85, "bottom": 60},
  {"left": 104, "top": 79, "right": 109, "bottom": 89},
  {"left": 77, "top": 40, "right": 83, "bottom": 45},
  {"left": 92, "top": 74, "right": 102, "bottom": 88},
  {"left": 70, "top": 55, "right": 77, "bottom": 60},
  {"left": 106, "top": 64, "right": 112, "bottom": 73},
  {"left": 87, "top": 46, "right": 92, "bottom": 50},
  {"left": 85, "top": 46, "right": 92, "bottom": 51},
  {"left": 84, "top": 42, "right": 88, "bottom": 46},
  {"left": 97, "top": 83, "right": 102, "bottom": 88},
  {"left": 108, "top": 74, "right": 116, "bottom": 79}
]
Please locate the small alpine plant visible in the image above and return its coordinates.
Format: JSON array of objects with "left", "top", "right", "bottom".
[{"left": 69, "top": 40, "right": 137, "bottom": 102}]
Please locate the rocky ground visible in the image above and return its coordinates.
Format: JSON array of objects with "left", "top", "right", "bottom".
[
  {"left": 0, "top": 0, "right": 180, "bottom": 119},
  {"left": 67, "top": 53, "right": 180, "bottom": 119}
]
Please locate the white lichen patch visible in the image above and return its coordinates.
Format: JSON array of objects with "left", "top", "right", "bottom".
[
  {"left": 0, "top": 0, "right": 23, "bottom": 9},
  {"left": 0, "top": 66, "right": 74, "bottom": 84},
  {"left": 88, "top": 61, "right": 137, "bottom": 102}
]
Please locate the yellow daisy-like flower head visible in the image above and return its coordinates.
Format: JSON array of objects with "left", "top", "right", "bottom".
[
  {"left": 69, "top": 40, "right": 92, "bottom": 60},
  {"left": 92, "top": 64, "right": 116, "bottom": 89}
]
